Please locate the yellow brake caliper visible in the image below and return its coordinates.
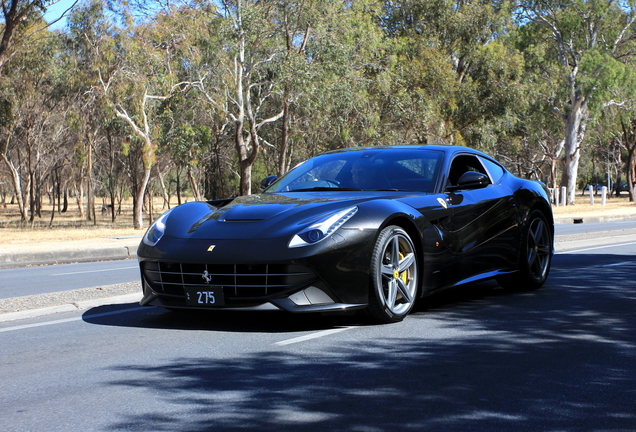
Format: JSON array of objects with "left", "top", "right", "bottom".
[{"left": 396, "top": 252, "right": 410, "bottom": 301}]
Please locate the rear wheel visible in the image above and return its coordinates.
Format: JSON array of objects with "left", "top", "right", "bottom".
[
  {"left": 366, "top": 225, "right": 419, "bottom": 323},
  {"left": 498, "top": 210, "right": 552, "bottom": 291}
]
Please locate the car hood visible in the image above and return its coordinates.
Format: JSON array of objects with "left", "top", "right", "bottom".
[{"left": 163, "top": 191, "right": 419, "bottom": 240}]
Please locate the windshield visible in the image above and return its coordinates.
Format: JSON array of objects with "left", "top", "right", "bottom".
[{"left": 266, "top": 148, "right": 443, "bottom": 193}]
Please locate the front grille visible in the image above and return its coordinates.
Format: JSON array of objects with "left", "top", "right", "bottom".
[{"left": 141, "top": 261, "right": 316, "bottom": 302}]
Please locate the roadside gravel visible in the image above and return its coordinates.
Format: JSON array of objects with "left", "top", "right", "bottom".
[{"left": 0, "top": 282, "right": 140, "bottom": 314}]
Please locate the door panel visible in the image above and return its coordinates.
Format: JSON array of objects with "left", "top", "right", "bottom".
[
  {"left": 443, "top": 186, "right": 519, "bottom": 281},
  {"left": 439, "top": 154, "right": 520, "bottom": 283}
]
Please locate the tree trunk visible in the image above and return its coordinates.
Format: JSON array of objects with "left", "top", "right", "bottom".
[
  {"left": 76, "top": 178, "right": 85, "bottom": 219},
  {"left": 623, "top": 119, "right": 636, "bottom": 203},
  {"left": 109, "top": 187, "right": 116, "bottom": 222},
  {"left": 0, "top": 152, "right": 27, "bottom": 220},
  {"left": 239, "top": 158, "right": 252, "bottom": 196},
  {"left": 62, "top": 187, "right": 68, "bottom": 213},
  {"left": 560, "top": 93, "right": 587, "bottom": 205},
  {"left": 86, "top": 133, "right": 96, "bottom": 224},
  {"left": 49, "top": 170, "right": 57, "bottom": 228},
  {"left": 628, "top": 148, "right": 635, "bottom": 202},
  {"left": 278, "top": 98, "right": 290, "bottom": 177},
  {"left": 28, "top": 159, "right": 35, "bottom": 223},
  {"left": 157, "top": 171, "right": 171, "bottom": 209},
  {"left": 187, "top": 165, "right": 203, "bottom": 201},
  {"left": 114, "top": 102, "right": 157, "bottom": 230},
  {"left": 146, "top": 181, "right": 154, "bottom": 225},
  {"left": 133, "top": 166, "right": 152, "bottom": 230},
  {"left": 234, "top": 109, "right": 256, "bottom": 196},
  {"left": 176, "top": 168, "right": 182, "bottom": 205}
]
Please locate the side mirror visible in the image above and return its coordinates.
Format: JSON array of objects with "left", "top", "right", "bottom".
[
  {"left": 447, "top": 171, "right": 490, "bottom": 191},
  {"left": 260, "top": 175, "right": 277, "bottom": 191}
]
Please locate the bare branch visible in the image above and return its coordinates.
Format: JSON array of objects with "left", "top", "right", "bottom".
[
  {"left": 255, "top": 110, "right": 284, "bottom": 129},
  {"left": 604, "top": 100, "right": 626, "bottom": 108},
  {"left": 612, "top": 14, "right": 636, "bottom": 54}
]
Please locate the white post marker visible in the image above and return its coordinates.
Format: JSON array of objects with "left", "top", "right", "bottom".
[
  {"left": 588, "top": 185, "right": 594, "bottom": 205},
  {"left": 554, "top": 187, "right": 560, "bottom": 207},
  {"left": 561, "top": 186, "right": 567, "bottom": 206},
  {"left": 601, "top": 186, "right": 607, "bottom": 206}
]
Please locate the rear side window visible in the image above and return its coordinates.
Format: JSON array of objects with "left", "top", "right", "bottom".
[{"left": 480, "top": 157, "right": 505, "bottom": 183}]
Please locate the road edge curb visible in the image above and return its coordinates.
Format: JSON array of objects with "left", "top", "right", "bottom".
[{"left": 0, "top": 293, "right": 143, "bottom": 324}]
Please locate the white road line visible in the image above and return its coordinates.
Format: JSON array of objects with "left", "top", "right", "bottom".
[
  {"left": 602, "top": 262, "right": 633, "bottom": 268},
  {"left": 0, "top": 307, "right": 147, "bottom": 333},
  {"left": 0, "top": 316, "right": 82, "bottom": 332},
  {"left": 560, "top": 241, "right": 636, "bottom": 254},
  {"left": 275, "top": 326, "right": 355, "bottom": 346},
  {"left": 53, "top": 266, "right": 137, "bottom": 276}
]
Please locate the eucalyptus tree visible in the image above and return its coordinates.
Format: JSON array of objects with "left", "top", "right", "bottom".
[
  {"left": 0, "top": 1, "right": 66, "bottom": 220},
  {"left": 622, "top": 117, "right": 636, "bottom": 200},
  {"left": 585, "top": 96, "right": 636, "bottom": 201},
  {"left": 158, "top": 101, "right": 213, "bottom": 202},
  {"left": 190, "top": 0, "right": 385, "bottom": 194},
  {"left": 97, "top": 118, "right": 128, "bottom": 221},
  {"left": 0, "top": 16, "right": 65, "bottom": 223},
  {"left": 268, "top": 0, "right": 312, "bottom": 176},
  {"left": 196, "top": 0, "right": 286, "bottom": 195},
  {"left": 62, "top": 0, "right": 119, "bottom": 222},
  {"left": 517, "top": 0, "right": 636, "bottom": 204},
  {"left": 96, "top": 5, "right": 199, "bottom": 229},
  {"left": 265, "top": 0, "right": 390, "bottom": 171},
  {"left": 150, "top": 2, "right": 234, "bottom": 201},
  {"left": 0, "top": 0, "right": 78, "bottom": 73},
  {"left": 381, "top": 0, "right": 524, "bottom": 150},
  {"left": 308, "top": 0, "right": 390, "bottom": 147}
]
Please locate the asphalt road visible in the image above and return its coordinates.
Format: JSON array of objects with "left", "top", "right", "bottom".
[
  {"left": 554, "top": 219, "right": 636, "bottom": 235},
  {"left": 1, "top": 237, "right": 635, "bottom": 431},
  {"left": 0, "top": 260, "right": 139, "bottom": 299}
]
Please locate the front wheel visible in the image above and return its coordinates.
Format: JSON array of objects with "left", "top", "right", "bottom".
[
  {"left": 366, "top": 226, "right": 419, "bottom": 323},
  {"left": 498, "top": 210, "right": 553, "bottom": 291}
]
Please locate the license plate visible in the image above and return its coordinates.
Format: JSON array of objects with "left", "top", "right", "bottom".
[{"left": 185, "top": 286, "right": 225, "bottom": 307}]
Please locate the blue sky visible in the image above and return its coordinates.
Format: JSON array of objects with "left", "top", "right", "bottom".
[{"left": 44, "top": 0, "right": 79, "bottom": 30}]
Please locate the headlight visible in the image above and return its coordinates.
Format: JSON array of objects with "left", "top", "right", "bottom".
[
  {"left": 142, "top": 210, "right": 172, "bottom": 247},
  {"left": 289, "top": 206, "right": 358, "bottom": 248}
]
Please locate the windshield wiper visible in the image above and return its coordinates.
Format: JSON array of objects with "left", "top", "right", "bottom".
[
  {"left": 374, "top": 188, "right": 414, "bottom": 192},
  {"left": 290, "top": 187, "right": 362, "bottom": 192}
]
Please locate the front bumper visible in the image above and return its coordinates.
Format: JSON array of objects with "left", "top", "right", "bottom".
[
  {"left": 139, "top": 279, "right": 366, "bottom": 313},
  {"left": 137, "top": 230, "right": 377, "bottom": 313}
]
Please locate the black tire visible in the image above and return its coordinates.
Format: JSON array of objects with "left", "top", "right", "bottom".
[
  {"left": 366, "top": 225, "right": 419, "bottom": 323},
  {"left": 498, "top": 210, "right": 553, "bottom": 291}
]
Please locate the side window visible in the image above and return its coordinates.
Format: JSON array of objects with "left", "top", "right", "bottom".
[
  {"left": 395, "top": 157, "right": 439, "bottom": 180},
  {"left": 480, "top": 157, "right": 505, "bottom": 184},
  {"left": 448, "top": 154, "right": 488, "bottom": 186},
  {"left": 386, "top": 154, "right": 442, "bottom": 192}
]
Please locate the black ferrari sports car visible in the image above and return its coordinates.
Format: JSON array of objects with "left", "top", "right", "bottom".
[{"left": 138, "top": 145, "right": 554, "bottom": 323}]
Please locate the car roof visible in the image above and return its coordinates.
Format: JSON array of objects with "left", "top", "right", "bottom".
[{"left": 323, "top": 144, "right": 489, "bottom": 159}]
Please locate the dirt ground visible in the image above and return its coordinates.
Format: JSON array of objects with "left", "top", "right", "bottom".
[
  {"left": 552, "top": 193, "right": 635, "bottom": 216},
  {"left": 0, "top": 197, "right": 170, "bottom": 244},
  {"left": 1, "top": 193, "right": 634, "bottom": 245}
]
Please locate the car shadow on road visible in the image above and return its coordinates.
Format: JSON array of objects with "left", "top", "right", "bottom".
[
  {"left": 94, "top": 252, "right": 636, "bottom": 431},
  {"left": 82, "top": 278, "right": 511, "bottom": 333},
  {"left": 83, "top": 252, "right": 636, "bottom": 335},
  {"left": 81, "top": 301, "right": 364, "bottom": 333}
]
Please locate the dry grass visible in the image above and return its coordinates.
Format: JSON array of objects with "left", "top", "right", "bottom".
[
  {"left": 0, "top": 197, "right": 174, "bottom": 244},
  {"left": 1, "top": 227, "right": 142, "bottom": 245},
  {"left": 552, "top": 194, "right": 636, "bottom": 215},
  {"left": 1, "top": 192, "right": 634, "bottom": 245}
]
